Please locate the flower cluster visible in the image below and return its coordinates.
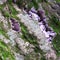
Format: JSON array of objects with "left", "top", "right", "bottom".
[
  {"left": 25, "top": 8, "right": 56, "bottom": 42},
  {"left": 10, "top": 18, "right": 20, "bottom": 32}
]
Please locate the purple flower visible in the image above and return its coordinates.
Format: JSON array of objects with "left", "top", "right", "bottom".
[
  {"left": 12, "top": 22, "right": 20, "bottom": 31},
  {"left": 30, "top": 8, "right": 37, "bottom": 14},
  {"left": 10, "top": 18, "right": 20, "bottom": 32}
]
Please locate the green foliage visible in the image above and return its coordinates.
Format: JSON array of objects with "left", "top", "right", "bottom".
[
  {"left": 0, "top": 22, "right": 9, "bottom": 39},
  {"left": 8, "top": 4, "right": 18, "bottom": 15},
  {"left": 37, "top": 0, "right": 42, "bottom": 2},
  {"left": 51, "top": 15, "right": 60, "bottom": 26},
  {"left": 56, "top": 0, "right": 60, "bottom": 2},
  {"left": 28, "top": 2, "right": 34, "bottom": 9},
  {"left": 16, "top": 0, "right": 25, "bottom": 8},
  {"left": 0, "top": 3, "right": 46, "bottom": 59},
  {"left": 40, "top": 56, "right": 46, "bottom": 60},
  {"left": 31, "top": 0, "right": 39, "bottom": 10},
  {"left": 24, "top": 52, "right": 46, "bottom": 60},
  {"left": 7, "top": 0, "right": 12, "bottom": 4},
  {"left": 0, "top": 4, "right": 6, "bottom": 11},
  {"left": 0, "top": 29, "right": 9, "bottom": 39},
  {"left": 20, "top": 22, "right": 38, "bottom": 46},
  {"left": 0, "top": 40, "right": 15, "bottom": 60},
  {"left": 24, "top": 52, "right": 41, "bottom": 60},
  {"left": 52, "top": 34, "right": 60, "bottom": 56},
  {"left": 2, "top": 11, "right": 10, "bottom": 17},
  {"left": 16, "top": 0, "right": 39, "bottom": 9},
  {"left": 0, "top": 5, "right": 3, "bottom": 11},
  {"left": 48, "top": 15, "right": 60, "bottom": 33},
  {"left": 19, "top": 22, "right": 45, "bottom": 55}
]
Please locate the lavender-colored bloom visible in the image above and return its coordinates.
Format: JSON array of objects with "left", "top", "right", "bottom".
[
  {"left": 48, "top": 37, "right": 52, "bottom": 41},
  {"left": 49, "top": 40, "right": 52, "bottom": 41},
  {"left": 39, "top": 22, "right": 43, "bottom": 25},
  {"left": 47, "top": 31, "right": 56, "bottom": 38},
  {"left": 12, "top": 22, "right": 20, "bottom": 31},
  {"left": 31, "top": 10, "right": 37, "bottom": 14},
  {"left": 49, "top": 35, "right": 53, "bottom": 38},
  {"left": 31, "top": 7, "right": 37, "bottom": 13},
  {"left": 10, "top": 18, "right": 20, "bottom": 32},
  {"left": 43, "top": 30, "right": 49, "bottom": 38},
  {"left": 29, "top": 11, "right": 40, "bottom": 20}
]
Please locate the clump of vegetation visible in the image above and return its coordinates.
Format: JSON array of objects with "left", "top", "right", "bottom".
[
  {"left": 48, "top": 15, "right": 60, "bottom": 33},
  {"left": 51, "top": 15, "right": 60, "bottom": 26},
  {"left": 2, "top": 11, "right": 10, "bottom": 17},
  {"left": 7, "top": 0, "right": 12, "bottom": 4},
  {"left": 24, "top": 52, "right": 41, "bottom": 60},
  {"left": 20, "top": 22, "right": 39, "bottom": 48},
  {"left": 0, "top": 3, "right": 6, "bottom": 11},
  {"left": 0, "top": 22, "right": 9, "bottom": 39},
  {"left": 0, "top": 2, "right": 46, "bottom": 60},
  {"left": 52, "top": 34, "right": 60, "bottom": 56},
  {"left": 56, "top": 0, "right": 60, "bottom": 2},
  {"left": 24, "top": 51, "right": 46, "bottom": 60},
  {"left": 0, "top": 40, "right": 15, "bottom": 60},
  {"left": 46, "top": 13, "right": 60, "bottom": 57},
  {"left": 16, "top": 0, "right": 39, "bottom": 9},
  {"left": 8, "top": 4, "right": 18, "bottom": 15}
]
